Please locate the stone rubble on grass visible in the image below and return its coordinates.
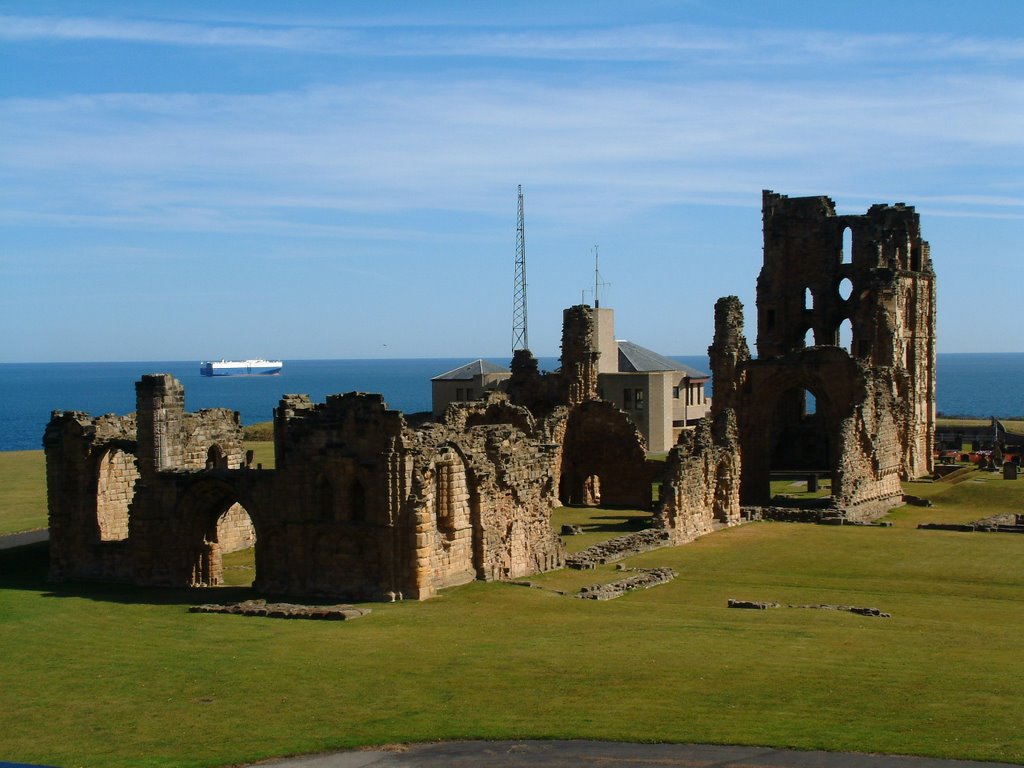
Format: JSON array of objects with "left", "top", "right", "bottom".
[
  {"left": 565, "top": 529, "right": 672, "bottom": 569},
  {"left": 189, "top": 599, "right": 371, "bottom": 620},
  {"left": 918, "top": 513, "right": 1024, "bottom": 534},
  {"left": 576, "top": 567, "right": 677, "bottom": 600},
  {"left": 728, "top": 598, "right": 890, "bottom": 617}
]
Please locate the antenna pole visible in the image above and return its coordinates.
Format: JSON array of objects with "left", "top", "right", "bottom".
[
  {"left": 512, "top": 185, "right": 529, "bottom": 353},
  {"left": 593, "top": 245, "right": 609, "bottom": 308}
]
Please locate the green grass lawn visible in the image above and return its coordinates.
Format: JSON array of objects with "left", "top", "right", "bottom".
[
  {"left": 2, "top": 449, "right": 1023, "bottom": 767},
  {"left": 885, "top": 468, "right": 1022, "bottom": 527},
  {"left": 0, "top": 450, "right": 47, "bottom": 535},
  {"left": 247, "top": 440, "right": 275, "bottom": 470}
]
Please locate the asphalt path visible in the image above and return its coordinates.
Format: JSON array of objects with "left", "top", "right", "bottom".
[
  {"left": 0, "top": 529, "right": 47, "bottom": 549},
  {"left": 247, "top": 741, "right": 1022, "bottom": 768}
]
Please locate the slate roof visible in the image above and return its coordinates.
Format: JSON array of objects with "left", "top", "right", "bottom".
[
  {"left": 432, "top": 359, "right": 510, "bottom": 381},
  {"left": 616, "top": 341, "right": 709, "bottom": 377}
]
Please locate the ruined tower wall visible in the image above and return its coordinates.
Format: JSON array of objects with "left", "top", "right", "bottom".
[
  {"left": 833, "top": 371, "right": 905, "bottom": 513},
  {"left": 757, "top": 191, "right": 935, "bottom": 480},
  {"left": 266, "top": 392, "right": 415, "bottom": 600},
  {"left": 709, "top": 296, "right": 750, "bottom": 417},
  {"left": 655, "top": 409, "right": 741, "bottom": 542},
  {"left": 135, "top": 374, "right": 185, "bottom": 477},
  {"left": 182, "top": 410, "right": 245, "bottom": 470},
  {"left": 44, "top": 412, "right": 138, "bottom": 582},
  {"left": 560, "top": 305, "right": 599, "bottom": 406},
  {"left": 463, "top": 425, "right": 564, "bottom": 581}
]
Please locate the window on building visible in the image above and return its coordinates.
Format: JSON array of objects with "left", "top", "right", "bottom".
[
  {"left": 466, "top": 388, "right": 474, "bottom": 400},
  {"left": 623, "top": 388, "right": 632, "bottom": 410},
  {"left": 456, "top": 388, "right": 464, "bottom": 401},
  {"left": 673, "top": 386, "right": 680, "bottom": 399},
  {"left": 634, "top": 389, "right": 644, "bottom": 409}
]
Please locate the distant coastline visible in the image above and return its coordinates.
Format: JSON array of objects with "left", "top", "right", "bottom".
[{"left": 0, "top": 353, "right": 1020, "bottom": 452}]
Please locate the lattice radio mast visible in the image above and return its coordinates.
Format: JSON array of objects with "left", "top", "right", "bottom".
[{"left": 512, "top": 185, "right": 529, "bottom": 352}]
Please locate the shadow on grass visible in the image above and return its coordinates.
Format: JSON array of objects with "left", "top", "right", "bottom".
[
  {"left": 556, "top": 506, "right": 653, "bottom": 534},
  {"left": 582, "top": 515, "right": 652, "bottom": 533},
  {"left": 768, "top": 495, "right": 836, "bottom": 509},
  {"left": 0, "top": 540, "right": 311, "bottom": 608}
]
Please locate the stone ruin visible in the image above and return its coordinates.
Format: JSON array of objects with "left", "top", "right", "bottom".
[
  {"left": 43, "top": 190, "right": 935, "bottom": 599},
  {"left": 44, "top": 307, "right": 659, "bottom": 601},
  {"left": 708, "top": 191, "right": 936, "bottom": 519}
]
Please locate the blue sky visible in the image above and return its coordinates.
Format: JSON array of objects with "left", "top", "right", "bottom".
[{"left": 1, "top": 0, "right": 1022, "bottom": 362}]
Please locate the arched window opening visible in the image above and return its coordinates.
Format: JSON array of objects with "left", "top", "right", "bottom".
[
  {"left": 803, "top": 328, "right": 815, "bottom": 348},
  {"left": 214, "top": 501, "right": 257, "bottom": 587},
  {"left": 805, "top": 389, "right": 817, "bottom": 416},
  {"left": 804, "top": 287, "right": 814, "bottom": 310},
  {"left": 96, "top": 448, "right": 138, "bottom": 542},
  {"left": 842, "top": 227, "right": 853, "bottom": 264},
  {"left": 434, "top": 449, "right": 471, "bottom": 538},
  {"left": 206, "top": 445, "right": 225, "bottom": 470},
  {"left": 838, "top": 277, "right": 853, "bottom": 301},
  {"left": 839, "top": 318, "right": 853, "bottom": 354},
  {"left": 768, "top": 387, "right": 833, "bottom": 500}
]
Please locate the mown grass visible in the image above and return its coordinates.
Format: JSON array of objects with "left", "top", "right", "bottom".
[
  {"left": 2, "top": 448, "right": 1024, "bottom": 767},
  {"left": 0, "top": 450, "right": 47, "bottom": 535},
  {"left": 247, "top": 440, "right": 275, "bottom": 470},
  {"left": 885, "top": 468, "right": 1022, "bottom": 527}
]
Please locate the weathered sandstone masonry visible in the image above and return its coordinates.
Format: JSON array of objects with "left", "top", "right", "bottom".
[
  {"left": 654, "top": 409, "right": 742, "bottom": 541},
  {"left": 43, "top": 190, "right": 935, "bottom": 598},
  {"left": 47, "top": 382, "right": 572, "bottom": 600},
  {"left": 708, "top": 191, "right": 936, "bottom": 519}
]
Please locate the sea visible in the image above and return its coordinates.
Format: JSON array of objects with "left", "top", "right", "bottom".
[{"left": 0, "top": 353, "right": 1021, "bottom": 452}]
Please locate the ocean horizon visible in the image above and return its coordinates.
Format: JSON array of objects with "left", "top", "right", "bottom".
[{"left": 1, "top": 352, "right": 1021, "bottom": 452}]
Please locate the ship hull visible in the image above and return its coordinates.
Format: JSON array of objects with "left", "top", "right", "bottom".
[{"left": 200, "top": 360, "right": 283, "bottom": 377}]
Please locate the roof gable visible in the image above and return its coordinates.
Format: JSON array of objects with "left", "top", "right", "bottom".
[
  {"left": 432, "top": 359, "right": 510, "bottom": 381},
  {"left": 616, "top": 341, "right": 708, "bottom": 377}
]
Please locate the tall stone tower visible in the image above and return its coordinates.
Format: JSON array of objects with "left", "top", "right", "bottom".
[
  {"left": 560, "top": 305, "right": 599, "bottom": 406},
  {"left": 756, "top": 191, "right": 936, "bottom": 480},
  {"left": 135, "top": 374, "right": 185, "bottom": 478},
  {"left": 708, "top": 296, "right": 750, "bottom": 417}
]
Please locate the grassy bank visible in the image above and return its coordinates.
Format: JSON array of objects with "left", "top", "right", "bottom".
[
  {"left": 2, "top": 513, "right": 1023, "bottom": 767},
  {"left": 0, "top": 450, "right": 47, "bottom": 535}
]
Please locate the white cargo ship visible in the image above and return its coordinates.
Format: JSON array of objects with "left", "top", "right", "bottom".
[{"left": 200, "top": 359, "right": 283, "bottom": 377}]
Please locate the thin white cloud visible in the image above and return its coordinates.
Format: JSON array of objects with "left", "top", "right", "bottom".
[
  {"left": 2, "top": 14, "right": 1023, "bottom": 66},
  {"left": 2, "top": 70, "right": 1021, "bottom": 236},
  {"left": 0, "top": 15, "right": 345, "bottom": 50}
]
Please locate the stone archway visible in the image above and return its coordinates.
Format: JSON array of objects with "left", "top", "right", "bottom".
[
  {"left": 179, "top": 479, "right": 261, "bottom": 588},
  {"left": 558, "top": 401, "right": 651, "bottom": 509},
  {"left": 736, "top": 349, "right": 860, "bottom": 505}
]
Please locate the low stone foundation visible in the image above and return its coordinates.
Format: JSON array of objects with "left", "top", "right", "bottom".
[
  {"left": 918, "top": 513, "right": 1024, "bottom": 534},
  {"left": 728, "top": 599, "right": 890, "bottom": 617},
  {"left": 565, "top": 529, "right": 672, "bottom": 569},
  {"left": 576, "top": 567, "right": 677, "bottom": 600},
  {"left": 743, "top": 497, "right": 901, "bottom": 525},
  {"left": 189, "top": 599, "right": 371, "bottom": 620}
]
